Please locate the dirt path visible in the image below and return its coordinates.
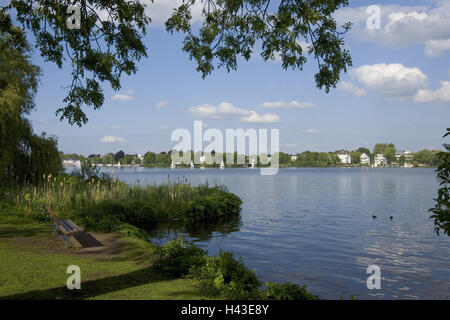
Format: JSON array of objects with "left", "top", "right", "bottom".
[
  {"left": 0, "top": 224, "right": 128, "bottom": 259},
  {"left": 71, "top": 231, "right": 127, "bottom": 257}
]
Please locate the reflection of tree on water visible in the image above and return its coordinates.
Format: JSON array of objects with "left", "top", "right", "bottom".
[{"left": 145, "top": 215, "right": 242, "bottom": 242}]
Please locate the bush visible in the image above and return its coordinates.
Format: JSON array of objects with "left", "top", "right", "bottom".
[
  {"left": 117, "top": 222, "right": 148, "bottom": 240},
  {"left": 184, "top": 190, "right": 242, "bottom": 222},
  {"left": 153, "top": 238, "right": 206, "bottom": 277},
  {"left": 189, "top": 250, "right": 261, "bottom": 299},
  {"left": 261, "top": 282, "right": 318, "bottom": 300},
  {"left": 430, "top": 129, "right": 450, "bottom": 236}
]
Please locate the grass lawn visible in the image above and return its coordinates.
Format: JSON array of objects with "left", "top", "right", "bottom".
[{"left": 0, "top": 209, "right": 205, "bottom": 300}]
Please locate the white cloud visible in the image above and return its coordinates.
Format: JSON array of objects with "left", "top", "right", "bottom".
[
  {"left": 298, "top": 41, "right": 313, "bottom": 53},
  {"left": 240, "top": 111, "right": 279, "bottom": 123},
  {"left": 142, "top": 0, "right": 203, "bottom": 26},
  {"left": 425, "top": 39, "right": 450, "bottom": 58},
  {"left": 112, "top": 90, "right": 135, "bottom": 102},
  {"left": 260, "top": 100, "right": 315, "bottom": 109},
  {"left": 306, "top": 129, "right": 319, "bottom": 134},
  {"left": 109, "top": 125, "right": 122, "bottom": 129},
  {"left": 350, "top": 63, "right": 428, "bottom": 99},
  {"left": 189, "top": 102, "right": 280, "bottom": 123},
  {"left": 152, "top": 125, "right": 170, "bottom": 130},
  {"left": 337, "top": 81, "right": 367, "bottom": 96},
  {"left": 100, "top": 136, "right": 125, "bottom": 143},
  {"left": 414, "top": 81, "right": 450, "bottom": 103},
  {"left": 334, "top": 4, "right": 450, "bottom": 57},
  {"left": 155, "top": 101, "right": 168, "bottom": 110},
  {"left": 189, "top": 102, "right": 250, "bottom": 120}
]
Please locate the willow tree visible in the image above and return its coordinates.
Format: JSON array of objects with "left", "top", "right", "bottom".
[
  {"left": 1, "top": 0, "right": 352, "bottom": 126},
  {"left": 0, "top": 22, "right": 61, "bottom": 185}
]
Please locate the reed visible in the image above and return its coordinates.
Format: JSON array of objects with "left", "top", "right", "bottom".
[{"left": 0, "top": 174, "right": 242, "bottom": 235}]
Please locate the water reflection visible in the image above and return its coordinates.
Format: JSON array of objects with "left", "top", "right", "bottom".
[
  {"left": 145, "top": 215, "right": 242, "bottom": 243},
  {"left": 94, "top": 167, "right": 450, "bottom": 299}
]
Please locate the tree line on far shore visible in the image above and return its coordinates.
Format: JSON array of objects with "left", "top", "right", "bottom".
[{"left": 61, "top": 144, "right": 442, "bottom": 168}]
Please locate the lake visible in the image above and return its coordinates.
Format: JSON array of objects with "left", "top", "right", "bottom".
[{"left": 97, "top": 166, "right": 450, "bottom": 300}]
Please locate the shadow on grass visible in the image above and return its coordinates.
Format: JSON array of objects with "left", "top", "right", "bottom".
[
  {"left": 73, "top": 232, "right": 104, "bottom": 248},
  {"left": 0, "top": 225, "right": 50, "bottom": 239},
  {"left": 0, "top": 265, "right": 191, "bottom": 300}
]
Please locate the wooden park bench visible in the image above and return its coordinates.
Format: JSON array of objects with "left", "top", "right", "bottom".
[{"left": 43, "top": 206, "right": 83, "bottom": 247}]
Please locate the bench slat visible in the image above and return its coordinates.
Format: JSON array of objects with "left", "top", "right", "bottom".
[
  {"left": 60, "top": 220, "right": 74, "bottom": 232},
  {"left": 66, "top": 220, "right": 82, "bottom": 232}
]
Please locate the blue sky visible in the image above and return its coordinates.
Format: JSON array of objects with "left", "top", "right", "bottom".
[{"left": 23, "top": 0, "right": 450, "bottom": 155}]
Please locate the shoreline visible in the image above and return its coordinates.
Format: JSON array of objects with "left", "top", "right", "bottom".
[{"left": 67, "top": 164, "right": 438, "bottom": 169}]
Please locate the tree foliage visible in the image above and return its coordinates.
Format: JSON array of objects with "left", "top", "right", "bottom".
[
  {"left": 357, "top": 147, "right": 370, "bottom": 157},
  {"left": 0, "top": 30, "right": 61, "bottom": 185},
  {"left": 2, "top": 1, "right": 352, "bottom": 126},
  {"left": 429, "top": 129, "right": 450, "bottom": 236},
  {"left": 350, "top": 151, "right": 361, "bottom": 164},
  {"left": 293, "top": 151, "right": 339, "bottom": 167},
  {"left": 167, "top": 0, "right": 352, "bottom": 91},
  {"left": 413, "top": 149, "right": 440, "bottom": 166},
  {"left": 2, "top": 0, "right": 150, "bottom": 126},
  {"left": 114, "top": 150, "right": 125, "bottom": 162},
  {"left": 373, "top": 143, "right": 396, "bottom": 164}
]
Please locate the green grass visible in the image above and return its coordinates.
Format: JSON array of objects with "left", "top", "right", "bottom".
[
  {"left": 0, "top": 211, "right": 205, "bottom": 300},
  {"left": 0, "top": 175, "right": 243, "bottom": 300}
]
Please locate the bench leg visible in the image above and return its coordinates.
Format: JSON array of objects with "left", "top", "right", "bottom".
[
  {"left": 64, "top": 236, "right": 71, "bottom": 247},
  {"left": 53, "top": 225, "right": 58, "bottom": 236}
]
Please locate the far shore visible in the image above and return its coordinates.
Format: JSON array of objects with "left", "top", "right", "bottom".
[{"left": 65, "top": 164, "right": 437, "bottom": 169}]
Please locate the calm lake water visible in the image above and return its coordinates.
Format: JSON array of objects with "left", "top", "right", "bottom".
[{"left": 98, "top": 166, "right": 450, "bottom": 300}]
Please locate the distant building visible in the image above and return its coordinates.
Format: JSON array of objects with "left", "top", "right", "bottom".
[
  {"left": 199, "top": 155, "right": 206, "bottom": 164},
  {"left": 62, "top": 158, "right": 81, "bottom": 169},
  {"left": 395, "top": 150, "right": 414, "bottom": 167},
  {"left": 360, "top": 153, "right": 370, "bottom": 165},
  {"left": 291, "top": 155, "right": 297, "bottom": 162},
  {"left": 337, "top": 150, "right": 352, "bottom": 164},
  {"left": 373, "top": 154, "right": 387, "bottom": 167}
]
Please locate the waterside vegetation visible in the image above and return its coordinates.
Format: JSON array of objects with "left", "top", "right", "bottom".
[{"left": 0, "top": 168, "right": 316, "bottom": 300}]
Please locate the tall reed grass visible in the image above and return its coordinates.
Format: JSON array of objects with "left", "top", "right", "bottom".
[{"left": 0, "top": 174, "right": 242, "bottom": 237}]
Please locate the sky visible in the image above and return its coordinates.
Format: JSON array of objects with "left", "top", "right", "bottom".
[{"left": 21, "top": 0, "right": 450, "bottom": 155}]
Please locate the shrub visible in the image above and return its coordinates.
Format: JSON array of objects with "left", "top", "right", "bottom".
[
  {"left": 184, "top": 189, "right": 242, "bottom": 222},
  {"left": 189, "top": 250, "right": 261, "bottom": 299},
  {"left": 429, "top": 129, "right": 450, "bottom": 236},
  {"left": 117, "top": 222, "right": 148, "bottom": 240},
  {"left": 261, "top": 282, "right": 318, "bottom": 300},
  {"left": 153, "top": 238, "right": 206, "bottom": 277}
]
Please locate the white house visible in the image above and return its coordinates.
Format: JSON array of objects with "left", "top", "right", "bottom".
[
  {"left": 199, "top": 155, "right": 206, "bottom": 164},
  {"left": 291, "top": 155, "right": 297, "bottom": 162},
  {"left": 395, "top": 150, "right": 414, "bottom": 167},
  {"left": 337, "top": 151, "right": 352, "bottom": 164},
  {"left": 373, "top": 154, "right": 387, "bottom": 167},
  {"left": 62, "top": 158, "right": 81, "bottom": 169},
  {"left": 137, "top": 154, "right": 144, "bottom": 164},
  {"left": 360, "top": 153, "right": 370, "bottom": 165}
]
